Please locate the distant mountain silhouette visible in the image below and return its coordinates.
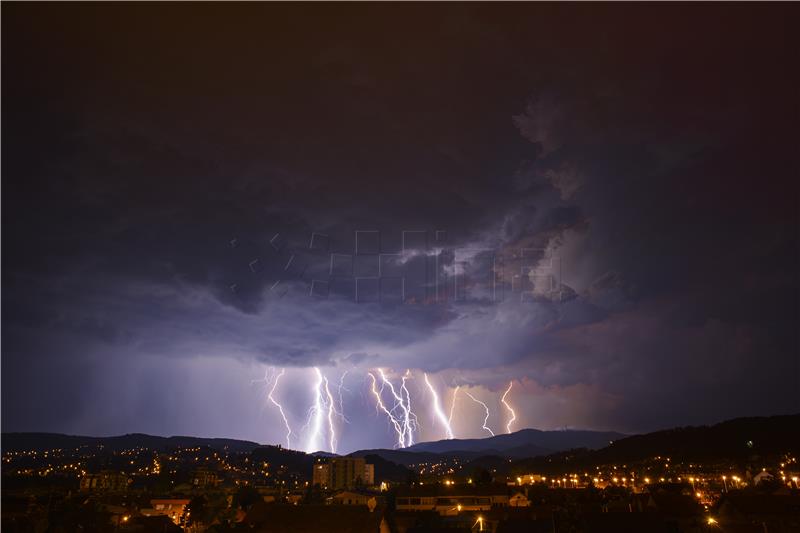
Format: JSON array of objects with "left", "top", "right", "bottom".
[
  {"left": 585, "top": 415, "right": 800, "bottom": 464},
  {"left": 1, "top": 432, "right": 261, "bottom": 453},
  {"left": 482, "top": 414, "right": 800, "bottom": 477},
  {"left": 5, "top": 415, "right": 795, "bottom": 471},
  {"left": 404, "top": 428, "right": 624, "bottom": 457},
  {"left": 347, "top": 448, "right": 491, "bottom": 466}
]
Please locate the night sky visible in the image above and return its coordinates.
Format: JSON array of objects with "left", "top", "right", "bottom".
[{"left": 3, "top": 4, "right": 798, "bottom": 454}]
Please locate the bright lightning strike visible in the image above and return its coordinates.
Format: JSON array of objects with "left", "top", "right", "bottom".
[
  {"left": 376, "top": 369, "right": 418, "bottom": 447},
  {"left": 368, "top": 372, "right": 406, "bottom": 448},
  {"left": 403, "top": 371, "right": 420, "bottom": 442},
  {"left": 337, "top": 371, "right": 349, "bottom": 418},
  {"left": 463, "top": 391, "right": 495, "bottom": 437},
  {"left": 398, "top": 370, "right": 419, "bottom": 446},
  {"left": 322, "top": 375, "right": 337, "bottom": 454},
  {"left": 448, "top": 385, "right": 460, "bottom": 427},
  {"left": 267, "top": 368, "right": 293, "bottom": 449},
  {"left": 501, "top": 381, "right": 517, "bottom": 434},
  {"left": 304, "top": 368, "right": 326, "bottom": 453},
  {"left": 423, "top": 373, "right": 454, "bottom": 439}
]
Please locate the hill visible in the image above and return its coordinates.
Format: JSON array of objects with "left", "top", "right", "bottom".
[
  {"left": 510, "top": 414, "right": 800, "bottom": 474},
  {"left": 1, "top": 432, "right": 261, "bottom": 454},
  {"left": 590, "top": 414, "right": 800, "bottom": 464},
  {"left": 404, "top": 428, "right": 624, "bottom": 457}
]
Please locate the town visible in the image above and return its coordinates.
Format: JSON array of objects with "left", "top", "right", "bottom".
[{"left": 2, "top": 417, "right": 799, "bottom": 532}]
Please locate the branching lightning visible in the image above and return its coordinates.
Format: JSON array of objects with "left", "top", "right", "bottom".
[
  {"left": 322, "top": 375, "right": 338, "bottom": 454},
  {"left": 301, "top": 368, "right": 348, "bottom": 454},
  {"left": 423, "top": 373, "right": 455, "bottom": 439},
  {"left": 267, "top": 368, "right": 293, "bottom": 449},
  {"left": 501, "top": 381, "right": 517, "bottom": 434},
  {"left": 303, "top": 368, "right": 326, "bottom": 453},
  {"left": 397, "top": 370, "right": 418, "bottom": 446},
  {"left": 368, "top": 372, "right": 406, "bottom": 448},
  {"left": 370, "top": 369, "right": 418, "bottom": 448},
  {"left": 463, "top": 391, "right": 495, "bottom": 437}
]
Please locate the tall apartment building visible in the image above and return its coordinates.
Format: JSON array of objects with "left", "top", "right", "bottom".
[{"left": 312, "top": 457, "right": 375, "bottom": 489}]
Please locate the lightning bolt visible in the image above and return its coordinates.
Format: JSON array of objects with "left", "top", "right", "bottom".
[
  {"left": 397, "top": 370, "right": 418, "bottom": 446},
  {"left": 423, "top": 373, "right": 455, "bottom": 439},
  {"left": 337, "top": 370, "right": 349, "bottom": 418},
  {"left": 322, "top": 375, "right": 337, "bottom": 454},
  {"left": 448, "top": 385, "right": 460, "bottom": 426},
  {"left": 375, "top": 369, "right": 418, "bottom": 447},
  {"left": 400, "top": 370, "right": 419, "bottom": 446},
  {"left": 304, "top": 367, "right": 326, "bottom": 453},
  {"left": 368, "top": 372, "right": 406, "bottom": 448},
  {"left": 501, "top": 380, "right": 517, "bottom": 434},
  {"left": 267, "top": 368, "right": 293, "bottom": 449},
  {"left": 463, "top": 391, "right": 495, "bottom": 437}
]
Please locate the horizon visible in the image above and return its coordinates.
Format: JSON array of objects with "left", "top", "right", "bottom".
[
  {"left": 7, "top": 412, "right": 800, "bottom": 456},
  {"left": 3, "top": 3, "right": 798, "bottom": 457}
]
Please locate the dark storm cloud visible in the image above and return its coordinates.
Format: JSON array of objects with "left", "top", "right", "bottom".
[{"left": 2, "top": 3, "right": 798, "bottom": 444}]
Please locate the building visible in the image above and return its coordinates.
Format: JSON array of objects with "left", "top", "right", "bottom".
[
  {"left": 191, "top": 467, "right": 219, "bottom": 488},
  {"left": 79, "top": 470, "right": 130, "bottom": 492},
  {"left": 753, "top": 470, "right": 775, "bottom": 485},
  {"left": 332, "top": 491, "right": 377, "bottom": 506},
  {"left": 313, "top": 463, "right": 331, "bottom": 487},
  {"left": 509, "top": 491, "right": 530, "bottom": 507},
  {"left": 395, "top": 484, "right": 511, "bottom": 515},
  {"left": 313, "top": 458, "right": 375, "bottom": 489},
  {"left": 140, "top": 499, "right": 191, "bottom": 525}
]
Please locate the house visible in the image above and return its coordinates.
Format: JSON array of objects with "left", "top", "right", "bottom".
[
  {"left": 332, "top": 490, "right": 377, "bottom": 506},
  {"left": 286, "top": 494, "right": 303, "bottom": 505},
  {"left": 395, "top": 484, "right": 511, "bottom": 515},
  {"left": 140, "top": 498, "right": 191, "bottom": 525},
  {"left": 79, "top": 470, "right": 130, "bottom": 492},
  {"left": 191, "top": 467, "right": 219, "bottom": 488},
  {"left": 508, "top": 492, "right": 530, "bottom": 507},
  {"left": 753, "top": 471, "right": 775, "bottom": 485}
]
